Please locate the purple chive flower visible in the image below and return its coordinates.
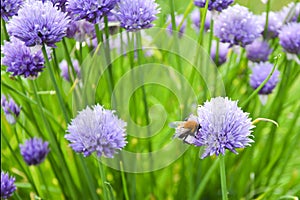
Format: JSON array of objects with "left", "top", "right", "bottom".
[
  {"left": 246, "top": 39, "right": 272, "bottom": 62},
  {"left": 190, "top": 9, "right": 212, "bottom": 32},
  {"left": 1, "top": 171, "right": 16, "bottom": 199},
  {"left": 2, "top": 37, "right": 45, "bottom": 78},
  {"left": 167, "top": 15, "right": 187, "bottom": 37},
  {"left": 194, "top": 97, "right": 254, "bottom": 159},
  {"left": 1, "top": 95, "right": 20, "bottom": 125},
  {"left": 278, "top": 22, "right": 300, "bottom": 55},
  {"left": 67, "top": 0, "right": 118, "bottom": 24},
  {"left": 210, "top": 41, "right": 229, "bottom": 66},
  {"left": 279, "top": 2, "right": 300, "bottom": 24},
  {"left": 7, "top": 1, "right": 70, "bottom": 47},
  {"left": 194, "top": 0, "right": 234, "bottom": 12},
  {"left": 59, "top": 59, "right": 81, "bottom": 81},
  {"left": 66, "top": 20, "right": 96, "bottom": 42},
  {"left": 214, "top": 4, "right": 263, "bottom": 47},
  {"left": 49, "top": 0, "right": 68, "bottom": 12},
  {"left": 65, "top": 105, "right": 127, "bottom": 158},
  {"left": 259, "top": 11, "right": 283, "bottom": 39},
  {"left": 250, "top": 62, "right": 280, "bottom": 95},
  {"left": 20, "top": 137, "right": 50, "bottom": 166},
  {"left": 116, "top": 0, "right": 160, "bottom": 32},
  {"left": 1, "top": 0, "right": 23, "bottom": 21}
]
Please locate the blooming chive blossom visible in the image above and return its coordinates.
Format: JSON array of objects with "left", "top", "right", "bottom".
[
  {"left": 167, "top": 15, "right": 187, "bottom": 37},
  {"left": 7, "top": 1, "right": 70, "bottom": 47},
  {"left": 59, "top": 59, "right": 81, "bottom": 81},
  {"left": 259, "top": 11, "right": 283, "bottom": 39},
  {"left": 66, "top": 20, "right": 96, "bottom": 42},
  {"left": 0, "top": 0, "right": 23, "bottom": 21},
  {"left": 278, "top": 22, "right": 300, "bottom": 55},
  {"left": 246, "top": 39, "right": 272, "bottom": 62},
  {"left": 116, "top": 0, "right": 160, "bottom": 32},
  {"left": 65, "top": 105, "right": 127, "bottom": 158},
  {"left": 210, "top": 41, "right": 229, "bottom": 66},
  {"left": 1, "top": 171, "right": 16, "bottom": 199},
  {"left": 250, "top": 62, "right": 280, "bottom": 95},
  {"left": 20, "top": 137, "right": 50, "bottom": 165},
  {"left": 67, "top": 0, "right": 118, "bottom": 24},
  {"left": 194, "top": 97, "right": 254, "bottom": 159},
  {"left": 279, "top": 2, "right": 300, "bottom": 23},
  {"left": 1, "top": 95, "right": 20, "bottom": 125},
  {"left": 214, "top": 4, "right": 263, "bottom": 47},
  {"left": 194, "top": 0, "right": 234, "bottom": 12}
]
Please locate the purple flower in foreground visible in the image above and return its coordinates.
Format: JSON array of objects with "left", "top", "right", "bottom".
[
  {"left": 20, "top": 137, "right": 50, "bottom": 166},
  {"left": 116, "top": 0, "right": 160, "bottom": 32},
  {"left": 279, "top": 22, "right": 300, "bottom": 55},
  {"left": 246, "top": 39, "right": 272, "bottom": 62},
  {"left": 1, "top": 0, "right": 23, "bottom": 21},
  {"left": 210, "top": 41, "right": 229, "bottom": 66},
  {"left": 1, "top": 95, "right": 20, "bottom": 124},
  {"left": 250, "top": 62, "right": 280, "bottom": 95},
  {"left": 65, "top": 105, "right": 127, "bottom": 158},
  {"left": 194, "top": 97, "right": 254, "bottom": 159},
  {"left": 7, "top": 1, "right": 69, "bottom": 47},
  {"left": 194, "top": 0, "right": 233, "bottom": 12},
  {"left": 167, "top": 15, "right": 187, "bottom": 37},
  {"left": 214, "top": 4, "right": 263, "bottom": 47},
  {"left": 1, "top": 171, "right": 16, "bottom": 199},
  {"left": 59, "top": 59, "right": 81, "bottom": 81}
]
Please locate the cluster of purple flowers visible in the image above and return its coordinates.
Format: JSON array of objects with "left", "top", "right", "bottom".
[
  {"left": 194, "top": 0, "right": 234, "bottom": 12},
  {"left": 1, "top": 95, "right": 20, "bottom": 124},
  {"left": 1, "top": 171, "right": 16, "bottom": 199}
]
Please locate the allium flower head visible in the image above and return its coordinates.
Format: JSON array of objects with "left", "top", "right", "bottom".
[
  {"left": 59, "top": 59, "right": 81, "bottom": 81},
  {"left": 65, "top": 105, "right": 127, "bottom": 158},
  {"left": 246, "top": 39, "right": 272, "bottom": 62},
  {"left": 7, "top": 1, "right": 70, "bottom": 47},
  {"left": 1, "top": 95, "right": 20, "bottom": 125},
  {"left": 67, "top": 0, "right": 118, "bottom": 24},
  {"left": 250, "top": 62, "right": 280, "bottom": 95},
  {"left": 20, "top": 137, "right": 50, "bottom": 166},
  {"left": 194, "top": 0, "right": 234, "bottom": 12},
  {"left": 2, "top": 37, "right": 45, "bottom": 78},
  {"left": 167, "top": 15, "right": 186, "bottom": 37},
  {"left": 259, "top": 11, "right": 283, "bottom": 39},
  {"left": 278, "top": 22, "right": 300, "bottom": 55},
  {"left": 1, "top": 171, "right": 16, "bottom": 199},
  {"left": 194, "top": 97, "right": 254, "bottom": 158},
  {"left": 116, "top": 0, "right": 160, "bottom": 32},
  {"left": 210, "top": 41, "right": 229, "bottom": 66},
  {"left": 1, "top": 0, "right": 23, "bottom": 21},
  {"left": 279, "top": 2, "right": 300, "bottom": 24},
  {"left": 214, "top": 4, "right": 263, "bottom": 47},
  {"left": 66, "top": 20, "right": 96, "bottom": 42}
]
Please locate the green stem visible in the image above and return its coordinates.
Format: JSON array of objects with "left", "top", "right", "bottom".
[
  {"left": 263, "top": 0, "right": 271, "bottom": 39},
  {"left": 120, "top": 162, "right": 130, "bottom": 200},
  {"left": 198, "top": 0, "right": 209, "bottom": 46},
  {"left": 219, "top": 155, "right": 228, "bottom": 200},
  {"left": 98, "top": 160, "right": 109, "bottom": 200},
  {"left": 37, "top": 166, "right": 50, "bottom": 199},
  {"left": 1, "top": 18, "right": 9, "bottom": 42},
  {"left": 62, "top": 38, "right": 76, "bottom": 84}
]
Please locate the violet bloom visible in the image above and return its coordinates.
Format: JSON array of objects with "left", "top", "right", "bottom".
[
  {"left": 190, "top": 9, "right": 211, "bottom": 32},
  {"left": 116, "top": 0, "right": 160, "bottom": 32},
  {"left": 210, "top": 41, "right": 229, "bottom": 66},
  {"left": 1, "top": 0, "right": 23, "bottom": 21},
  {"left": 259, "top": 11, "right": 283, "bottom": 39},
  {"left": 246, "top": 39, "right": 272, "bottom": 62},
  {"left": 194, "top": 97, "right": 254, "bottom": 159},
  {"left": 1, "top": 95, "right": 20, "bottom": 125},
  {"left": 167, "top": 15, "right": 187, "bottom": 37},
  {"left": 278, "top": 22, "right": 300, "bottom": 55},
  {"left": 1, "top": 171, "right": 16, "bottom": 199},
  {"left": 7, "top": 1, "right": 70, "bottom": 47},
  {"left": 194, "top": 0, "right": 233, "bottom": 12},
  {"left": 65, "top": 105, "right": 127, "bottom": 158},
  {"left": 59, "top": 59, "right": 81, "bottom": 81},
  {"left": 214, "top": 4, "right": 263, "bottom": 47},
  {"left": 20, "top": 137, "right": 50, "bottom": 166},
  {"left": 250, "top": 62, "right": 280, "bottom": 95},
  {"left": 66, "top": 20, "right": 96, "bottom": 42},
  {"left": 279, "top": 2, "right": 300, "bottom": 24},
  {"left": 49, "top": 0, "right": 68, "bottom": 12}
]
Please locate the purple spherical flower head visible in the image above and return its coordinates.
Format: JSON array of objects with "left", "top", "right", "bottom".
[
  {"left": 250, "top": 62, "right": 280, "bottom": 95},
  {"left": 279, "top": 2, "right": 300, "bottom": 24},
  {"left": 191, "top": 9, "right": 211, "bottom": 32},
  {"left": 214, "top": 4, "right": 263, "bottom": 47},
  {"left": 1, "top": 171, "right": 16, "bottom": 199},
  {"left": 2, "top": 37, "right": 45, "bottom": 78},
  {"left": 1, "top": 0, "right": 23, "bottom": 21},
  {"left": 20, "top": 137, "right": 50, "bottom": 166},
  {"left": 194, "top": 0, "right": 233, "bottom": 12},
  {"left": 1, "top": 95, "right": 20, "bottom": 125},
  {"left": 167, "top": 15, "right": 187, "bottom": 37},
  {"left": 7, "top": 1, "right": 70, "bottom": 47},
  {"left": 210, "top": 41, "right": 229, "bottom": 66},
  {"left": 59, "top": 59, "right": 81, "bottom": 81},
  {"left": 246, "top": 39, "right": 272, "bottom": 62},
  {"left": 66, "top": 20, "right": 96, "bottom": 42},
  {"left": 194, "top": 97, "right": 254, "bottom": 159},
  {"left": 67, "top": 0, "right": 118, "bottom": 24},
  {"left": 65, "top": 104, "right": 127, "bottom": 158},
  {"left": 259, "top": 11, "right": 283, "bottom": 39},
  {"left": 116, "top": 0, "right": 160, "bottom": 32},
  {"left": 279, "top": 22, "right": 300, "bottom": 55}
]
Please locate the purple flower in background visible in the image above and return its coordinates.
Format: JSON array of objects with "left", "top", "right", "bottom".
[
  {"left": 67, "top": 0, "right": 118, "bottom": 24},
  {"left": 210, "top": 41, "right": 229, "bottom": 66},
  {"left": 7, "top": 1, "right": 70, "bottom": 47},
  {"left": 167, "top": 15, "right": 187, "bottom": 37},
  {"left": 190, "top": 9, "right": 211, "bottom": 32},
  {"left": 59, "top": 59, "right": 81, "bottom": 81},
  {"left": 66, "top": 20, "right": 96, "bottom": 42},
  {"left": 20, "top": 137, "right": 50, "bottom": 166},
  {"left": 1, "top": 171, "right": 16, "bottom": 199},
  {"left": 1, "top": 0, "right": 23, "bottom": 21},
  {"left": 259, "top": 11, "right": 283, "bottom": 39},
  {"left": 194, "top": 0, "right": 233, "bottom": 12},
  {"left": 214, "top": 4, "right": 263, "bottom": 47},
  {"left": 246, "top": 39, "right": 272, "bottom": 62},
  {"left": 194, "top": 97, "right": 254, "bottom": 159},
  {"left": 279, "top": 22, "right": 300, "bottom": 55},
  {"left": 116, "top": 0, "right": 160, "bottom": 32},
  {"left": 65, "top": 105, "right": 127, "bottom": 158},
  {"left": 1, "top": 95, "right": 20, "bottom": 125},
  {"left": 279, "top": 2, "right": 300, "bottom": 24},
  {"left": 250, "top": 62, "right": 280, "bottom": 95},
  {"left": 2, "top": 37, "right": 45, "bottom": 78}
]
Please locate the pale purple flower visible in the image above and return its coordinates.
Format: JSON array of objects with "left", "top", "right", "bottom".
[
  {"left": 59, "top": 59, "right": 81, "bottom": 81},
  {"left": 65, "top": 105, "right": 127, "bottom": 158},
  {"left": 1, "top": 171, "right": 16, "bottom": 199},
  {"left": 190, "top": 9, "right": 212, "bottom": 32},
  {"left": 259, "top": 11, "right": 283, "bottom": 39},
  {"left": 246, "top": 39, "right": 272, "bottom": 62},
  {"left": 7, "top": 1, "right": 70, "bottom": 47},
  {"left": 194, "top": 0, "right": 233, "bottom": 12},
  {"left": 20, "top": 137, "right": 50, "bottom": 166},
  {"left": 1, "top": 95, "right": 20, "bottom": 125},
  {"left": 278, "top": 22, "right": 300, "bottom": 55},
  {"left": 167, "top": 15, "right": 187, "bottom": 37},
  {"left": 194, "top": 97, "right": 254, "bottom": 159},
  {"left": 279, "top": 2, "right": 300, "bottom": 24},
  {"left": 210, "top": 41, "right": 229, "bottom": 66},
  {"left": 66, "top": 20, "right": 96, "bottom": 42},
  {"left": 1, "top": 0, "right": 23, "bottom": 21},
  {"left": 250, "top": 62, "right": 280, "bottom": 95}
]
